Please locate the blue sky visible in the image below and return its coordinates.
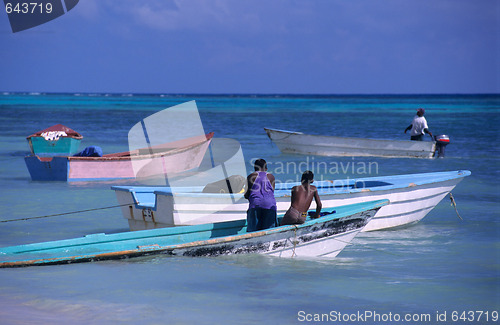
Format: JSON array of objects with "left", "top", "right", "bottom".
[{"left": 0, "top": 0, "right": 498, "bottom": 94}]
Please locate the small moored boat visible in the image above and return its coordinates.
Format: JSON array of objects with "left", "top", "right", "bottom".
[
  {"left": 24, "top": 133, "right": 214, "bottom": 182},
  {"left": 0, "top": 200, "right": 387, "bottom": 267},
  {"left": 27, "top": 124, "right": 83, "bottom": 156},
  {"left": 264, "top": 127, "right": 440, "bottom": 158}
]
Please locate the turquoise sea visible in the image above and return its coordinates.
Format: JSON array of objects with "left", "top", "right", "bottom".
[{"left": 0, "top": 93, "right": 498, "bottom": 324}]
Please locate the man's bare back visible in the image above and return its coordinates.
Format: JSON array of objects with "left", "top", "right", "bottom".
[
  {"left": 291, "top": 184, "right": 319, "bottom": 214},
  {"left": 281, "top": 171, "right": 322, "bottom": 225}
]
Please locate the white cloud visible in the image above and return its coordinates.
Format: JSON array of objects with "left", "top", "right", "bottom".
[
  {"left": 74, "top": 0, "right": 100, "bottom": 20},
  {"left": 130, "top": 0, "right": 245, "bottom": 31}
]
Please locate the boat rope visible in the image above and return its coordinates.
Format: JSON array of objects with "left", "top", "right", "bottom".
[
  {"left": 291, "top": 226, "right": 298, "bottom": 257},
  {"left": 266, "top": 135, "right": 275, "bottom": 147},
  {"left": 449, "top": 192, "right": 463, "bottom": 220},
  {"left": 276, "top": 131, "right": 298, "bottom": 141},
  {"left": 0, "top": 203, "right": 134, "bottom": 223}
]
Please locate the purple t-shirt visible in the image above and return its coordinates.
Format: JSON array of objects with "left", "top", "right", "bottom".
[{"left": 248, "top": 171, "right": 277, "bottom": 210}]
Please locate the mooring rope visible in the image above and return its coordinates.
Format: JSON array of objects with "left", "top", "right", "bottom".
[
  {"left": 449, "top": 192, "right": 463, "bottom": 220},
  {"left": 291, "top": 226, "right": 298, "bottom": 257},
  {"left": 0, "top": 203, "right": 134, "bottom": 223}
]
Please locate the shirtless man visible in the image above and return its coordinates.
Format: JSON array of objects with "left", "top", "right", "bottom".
[{"left": 281, "top": 170, "right": 322, "bottom": 225}]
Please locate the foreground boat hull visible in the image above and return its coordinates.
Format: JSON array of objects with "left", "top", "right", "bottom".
[
  {"left": 0, "top": 200, "right": 387, "bottom": 267},
  {"left": 113, "top": 170, "right": 470, "bottom": 232},
  {"left": 174, "top": 212, "right": 371, "bottom": 258},
  {"left": 264, "top": 128, "right": 437, "bottom": 158}
]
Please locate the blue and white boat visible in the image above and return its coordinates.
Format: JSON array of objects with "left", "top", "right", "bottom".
[
  {"left": 113, "top": 170, "right": 470, "bottom": 232},
  {"left": 0, "top": 200, "right": 387, "bottom": 267}
]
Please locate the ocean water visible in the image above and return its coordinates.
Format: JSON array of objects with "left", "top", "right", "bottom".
[{"left": 0, "top": 93, "right": 498, "bottom": 324}]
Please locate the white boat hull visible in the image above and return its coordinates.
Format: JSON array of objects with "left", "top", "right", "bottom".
[
  {"left": 113, "top": 171, "right": 470, "bottom": 232},
  {"left": 264, "top": 227, "right": 361, "bottom": 258},
  {"left": 172, "top": 211, "right": 376, "bottom": 259},
  {"left": 264, "top": 128, "right": 437, "bottom": 158}
]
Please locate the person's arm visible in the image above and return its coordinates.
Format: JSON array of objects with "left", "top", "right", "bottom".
[
  {"left": 424, "top": 128, "right": 433, "bottom": 139},
  {"left": 311, "top": 188, "right": 322, "bottom": 219},
  {"left": 404, "top": 124, "right": 412, "bottom": 134},
  {"left": 267, "top": 173, "right": 276, "bottom": 190},
  {"left": 290, "top": 186, "right": 297, "bottom": 204},
  {"left": 244, "top": 174, "right": 255, "bottom": 200}
]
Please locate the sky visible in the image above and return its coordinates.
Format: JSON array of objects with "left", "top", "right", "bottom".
[{"left": 0, "top": 0, "right": 498, "bottom": 94}]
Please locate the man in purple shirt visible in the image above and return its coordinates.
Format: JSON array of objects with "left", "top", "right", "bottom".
[{"left": 244, "top": 158, "right": 277, "bottom": 232}]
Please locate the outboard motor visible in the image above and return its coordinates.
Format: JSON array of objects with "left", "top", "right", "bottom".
[{"left": 434, "top": 135, "right": 450, "bottom": 158}]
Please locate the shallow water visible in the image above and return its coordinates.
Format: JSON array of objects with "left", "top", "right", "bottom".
[{"left": 0, "top": 93, "right": 498, "bottom": 324}]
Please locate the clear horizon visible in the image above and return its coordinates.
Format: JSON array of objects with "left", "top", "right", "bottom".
[{"left": 2, "top": 91, "right": 498, "bottom": 96}]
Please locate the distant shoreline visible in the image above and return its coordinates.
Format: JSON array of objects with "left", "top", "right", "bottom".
[{"left": 1, "top": 92, "right": 498, "bottom": 97}]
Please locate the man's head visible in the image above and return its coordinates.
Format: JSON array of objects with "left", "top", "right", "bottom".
[
  {"left": 301, "top": 170, "right": 314, "bottom": 184},
  {"left": 417, "top": 108, "right": 425, "bottom": 117},
  {"left": 254, "top": 158, "right": 267, "bottom": 171}
]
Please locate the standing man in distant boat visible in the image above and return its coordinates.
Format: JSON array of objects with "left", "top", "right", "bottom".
[
  {"left": 405, "top": 108, "right": 433, "bottom": 141},
  {"left": 244, "top": 158, "right": 278, "bottom": 232},
  {"left": 281, "top": 170, "right": 322, "bottom": 225}
]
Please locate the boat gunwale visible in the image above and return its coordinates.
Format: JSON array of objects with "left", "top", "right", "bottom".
[
  {"left": 27, "top": 134, "right": 84, "bottom": 140},
  {"left": 26, "top": 124, "right": 84, "bottom": 140},
  {"left": 111, "top": 170, "right": 469, "bottom": 193},
  {"left": 146, "top": 170, "right": 471, "bottom": 198}
]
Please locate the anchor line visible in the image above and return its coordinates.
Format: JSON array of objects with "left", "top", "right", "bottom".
[
  {"left": 449, "top": 192, "right": 463, "bottom": 220},
  {"left": 291, "top": 226, "right": 298, "bottom": 257},
  {"left": 276, "top": 132, "right": 297, "bottom": 141},
  {"left": 266, "top": 134, "right": 276, "bottom": 148},
  {"left": 0, "top": 202, "right": 136, "bottom": 223}
]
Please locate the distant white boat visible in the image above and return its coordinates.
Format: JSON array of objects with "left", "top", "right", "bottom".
[
  {"left": 112, "top": 170, "right": 470, "bottom": 232},
  {"left": 264, "top": 127, "right": 438, "bottom": 158}
]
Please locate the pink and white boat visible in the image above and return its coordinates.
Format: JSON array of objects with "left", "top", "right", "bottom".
[{"left": 24, "top": 133, "right": 214, "bottom": 182}]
